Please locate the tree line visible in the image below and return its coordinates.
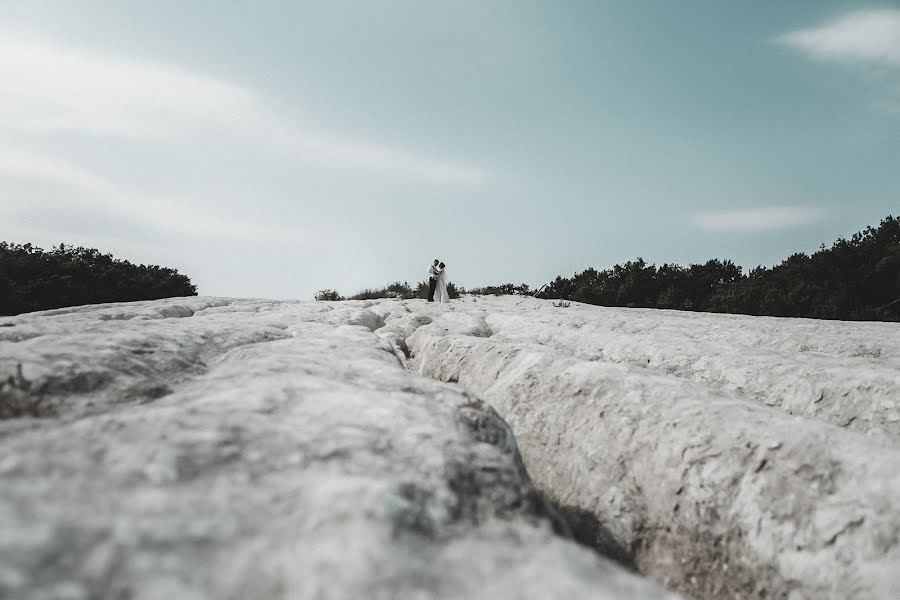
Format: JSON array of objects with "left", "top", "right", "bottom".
[
  {"left": 0, "top": 243, "right": 197, "bottom": 316},
  {"left": 318, "top": 216, "right": 898, "bottom": 322},
  {"left": 529, "top": 215, "right": 899, "bottom": 321},
  {"left": 12, "top": 215, "right": 886, "bottom": 323}
]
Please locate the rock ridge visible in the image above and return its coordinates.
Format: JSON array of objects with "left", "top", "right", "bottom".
[
  {"left": 403, "top": 296, "right": 900, "bottom": 599},
  {"left": 0, "top": 297, "right": 679, "bottom": 600}
]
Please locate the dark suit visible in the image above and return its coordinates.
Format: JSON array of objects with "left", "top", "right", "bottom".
[{"left": 427, "top": 277, "right": 437, "bottom": 302}]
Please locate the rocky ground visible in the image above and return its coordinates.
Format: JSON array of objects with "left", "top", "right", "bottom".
[{"left": 2, "top": 295, "right": 899, "bottom": 599}]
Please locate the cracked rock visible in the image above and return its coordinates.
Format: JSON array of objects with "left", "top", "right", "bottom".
[{"left": 0, "top": 297, "right": 678, "bottom": 600}]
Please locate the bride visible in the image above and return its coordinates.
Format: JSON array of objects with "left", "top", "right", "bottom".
[{"left": 435, "top": 261, "right": 450, "bottom": 303}]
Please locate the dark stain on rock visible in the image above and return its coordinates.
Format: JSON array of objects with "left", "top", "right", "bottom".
[
  {"left": 390, "top": 482, "right": 439, "bottom": 539},
  {"left": 0, "top": 364, "right": 55, "bottom": 419},
  {"left": 546, "top": 500, "right": 638, "bottom": 572}
]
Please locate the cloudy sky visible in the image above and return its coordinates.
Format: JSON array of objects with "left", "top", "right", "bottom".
[{"left": 1, "top": 2, "right": 898, "bottom": 298}]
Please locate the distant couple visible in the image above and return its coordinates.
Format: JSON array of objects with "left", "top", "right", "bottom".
[{"left": 427, "top": 259, "right": 449, "bottom": 303}]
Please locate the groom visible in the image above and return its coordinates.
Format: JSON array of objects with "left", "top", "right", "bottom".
[{"left": 427, "top": 259, "right": 440, "bottom": 302}]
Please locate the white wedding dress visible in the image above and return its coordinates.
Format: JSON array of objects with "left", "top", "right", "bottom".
[{"left": 436, "top": 269, "right": 450, "bottom": 303}]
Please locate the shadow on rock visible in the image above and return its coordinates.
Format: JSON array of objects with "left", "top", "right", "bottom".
[{"left": 545, "top": 499, "right": 637, "bottom": 572}]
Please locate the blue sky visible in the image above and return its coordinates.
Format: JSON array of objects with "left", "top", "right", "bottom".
[{"left": 1, "top": 2, "right": 898, "bottom": 298}]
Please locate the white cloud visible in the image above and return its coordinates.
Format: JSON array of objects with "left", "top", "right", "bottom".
[
  {"left": 272, "top": 135, "right": 487, "bottom": 185},
  {"left": 691, "top": 206, "right": 827, "bottom": 233},
  {"left": 0, "top": 35, "right": 255, "bottom": 140},
  {"left": 0, "top": 149, "right": 116, "bottom": 195},
  {"left": 0, "top": 32, "right": 486, "bottom": 184},
  {"left": 0, "top": 147, "right": 313, "bottom": 243},
  {"left": 0, "top": 28, "right": 487, "bottom": 265},
  {"left": 776, "top": 10, "right": 900, "bottom": 66}
]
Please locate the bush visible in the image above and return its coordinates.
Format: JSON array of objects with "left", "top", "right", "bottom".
[
  {"left": 0, "top": 242, "right": 197, "bottom": 316},
  {"left": 348, "top": 281, "right": 418, "bottom": 301},
  {"left": 468, "top": 283, "right": 531, "bottom": 296},
  {"left": 314, "top": 289, "right": 345, "bottom": 301}
]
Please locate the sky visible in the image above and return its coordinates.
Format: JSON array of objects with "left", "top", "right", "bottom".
[{"left": 1, "top": 1, "right": 898, "bottom": 299}]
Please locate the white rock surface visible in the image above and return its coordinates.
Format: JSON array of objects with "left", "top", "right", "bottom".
[
  {"left": 406, "top": 296, "right": 900, "bottom": 599},
  {"left": 471, "top": 299, "right": 900, "bottom": 439},
  {"left": 5, "top": 294, "right": 900, "bottom": 600},
  {"left": 0, "top": 298, "right": 678, "bottom": 600}
]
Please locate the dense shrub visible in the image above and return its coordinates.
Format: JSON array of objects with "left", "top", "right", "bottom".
[
  {"left": 314, "top": 289, "right": 346, "bottom": 301},
  {"left": 349, "top": 281, "right": 418, "bottom": 300},
  {"left": 533, "top": 215, "right": 899, "bottom": 322},
  {"left": 468, "top": 283, "right": 531, "bottom": 296},
  {"left": 0, "top": 243, "right": 197, "bottom": 316}
]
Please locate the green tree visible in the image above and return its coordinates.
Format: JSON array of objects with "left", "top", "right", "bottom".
[
  {"left": 0, "top": 243, "right": 197, "bottom": 316},
  {"left": 534, "top": 215, "right": 899, "bottom": 322}
]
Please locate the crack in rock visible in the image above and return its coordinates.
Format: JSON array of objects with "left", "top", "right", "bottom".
[
  {"left": 403, "top": 295, "right": 900, "bottom": 600},
  {"left": 0, "top": 297, "right": 681, "bottom": 600}
]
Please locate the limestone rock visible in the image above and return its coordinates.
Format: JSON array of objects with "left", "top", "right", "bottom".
[
  {"left": 0, "top": 298, "right": 677, "bottom": 600},
  {"left": 407, "top": 296, "right": 900, "bottom": 599}
]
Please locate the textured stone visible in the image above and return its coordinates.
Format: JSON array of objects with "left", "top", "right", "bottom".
[
  {"left": 0, "top": 297, "right": 677, "bottom": 600},
  {"left": 407, "top": 296, "right": 900, "bottom": 600}
]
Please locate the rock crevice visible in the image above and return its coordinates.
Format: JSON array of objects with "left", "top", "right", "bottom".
[
  {"left": 0, "top": 297, "right": 679, "bottom": 600},
  {"left": 402, "top": 296, "right": 900, "bottom": 600},
  {"left": 6, "top": 294, "right": 899, "bottom": 599}
]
